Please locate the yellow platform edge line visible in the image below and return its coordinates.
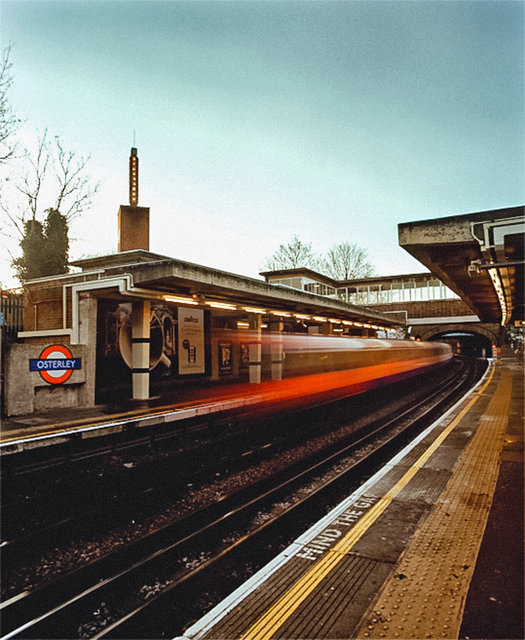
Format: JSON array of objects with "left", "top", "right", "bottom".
[
  {"left": 240, "top": 366, "right": 496, "bottom": 640},
  {"left": 353, "top": 366, "right": 512, "bottom": 639}
]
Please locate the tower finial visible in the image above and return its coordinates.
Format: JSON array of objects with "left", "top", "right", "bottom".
[{"left": 129, "top": 146, "right": 138, "bottom": 207}]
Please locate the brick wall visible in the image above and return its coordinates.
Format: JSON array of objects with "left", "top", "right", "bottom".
[
  {"left": 369, "top": 298, "right": 474, "bottom": 319},
  {"left": 23, "top": 283, "right": 65, "bottom": 333},
  {"left": 418, "top": 323, "right": 500, "bottom": 344}
]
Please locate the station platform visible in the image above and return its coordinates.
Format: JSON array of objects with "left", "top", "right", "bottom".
[
  {"left": 177, "top": 355, "right": 524, "bottom": 640},
  {"left": 0, "top": 379, "right": 288, "bottom": 454}
]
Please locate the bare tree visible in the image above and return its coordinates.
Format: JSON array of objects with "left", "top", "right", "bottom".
[
  {"left": 54, "top": 136, "right": 99, "bottom": 221},
  {"left": 0, "top": 45, "right": 20, "bottom": 165},
  {"left": 321, "top": 241, "right": 375, "bottom": 280},
  {"left": 0, "top": 50, "right": 98, "bottom": 283},
  {"left": 8, "top": 129, "right": 98, "bottom": 225},
  {"left": 1, "top": 130, "right": 99, "bottom": 282},
  {"left": 263, "top": 235, "right": 319, "bottom": 270},
  {"left": 10, "top": 131, "right": 50, "bottom": 231}
]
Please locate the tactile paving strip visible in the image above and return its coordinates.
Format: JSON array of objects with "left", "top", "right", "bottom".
[{"left": 354, "top": 367, "right": 512, "bottom": 639}]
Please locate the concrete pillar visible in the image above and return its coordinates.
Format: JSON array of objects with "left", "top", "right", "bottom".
[
  {"left": 78, "top": 295, "right": 98, "bottom": 407},
  {"left": 248, "top": 314, "right": 262, "bottom": 384},
  {"left": 269, "top": 320, "right": 284, "bottom": 381},
  {"left": 322, "top": 322, "right": 333, "bottom": 336},
  {"left": 131, "top": 300, "right": 151, "bottom": 400}
]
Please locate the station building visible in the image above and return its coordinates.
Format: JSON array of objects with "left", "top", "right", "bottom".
[
  {"left": 3, "top": 150, "right": 400, "bottom": 417},
  {"left": 3, "top": 149, "right": 522, "bottom": 419}
]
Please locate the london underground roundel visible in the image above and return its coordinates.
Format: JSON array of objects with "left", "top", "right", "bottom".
[{"left": 30, "top": 345, "right": 82, "bottom": 385}]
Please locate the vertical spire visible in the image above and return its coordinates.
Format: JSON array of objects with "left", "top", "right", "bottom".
[{"left": 129, "top": 147, "right": 139, "bottom": 207}]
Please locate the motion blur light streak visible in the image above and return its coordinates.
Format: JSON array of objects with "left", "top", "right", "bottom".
[{"left": 218, "top": 334, "right": 453, "bottom": 415}]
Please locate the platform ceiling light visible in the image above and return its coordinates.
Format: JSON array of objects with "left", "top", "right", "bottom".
[
  {"left": 363, "top": 324, "right": 372, "bottom": 329},
  {"left": 271, "top": 311, "right": 291, "bottom": 317},
  {"left": 237, "top": 321, "right": 250, "bottom": 328},
  {"left": 328, "top": 318, "right": 340, "bottom": 324},
  {"left": 488, "top": 267, "right": 508, "bottom": 325},
  {"left": 333, "top": 327, "right": 344, "bottom": 332},
  {"left": 294, "top": 313, "right": 311, "bottom": 320},
  {"left": 353, "top": 322, "right": 363, "bottom": 327},
  {"left": 313, "top": 316, "right": 327, "bottom": 322},
  {"left": 206, "top": 301, "right": 237, "bottom": 310},
  {"left": 243, "top": 306, "right": 266, "bottom": 314},
  {"left": 164, "top": 295, "right": 198, "bottom": 305},
  {"left": 342, "top": 320, "right": 353, "bottom": 326}
]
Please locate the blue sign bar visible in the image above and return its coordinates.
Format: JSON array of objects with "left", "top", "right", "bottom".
[{"left": 30, "top": 358, "right": 82, "bottom": 371}]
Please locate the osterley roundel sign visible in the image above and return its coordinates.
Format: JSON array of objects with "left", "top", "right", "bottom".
[{"left": 29, "top": 344, "right": 82, "bottom": 384}]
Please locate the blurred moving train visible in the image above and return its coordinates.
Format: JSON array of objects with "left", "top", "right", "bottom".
[
  {"left": 96, "top": 300, "right": 453, "bottom": 408},
  {"left": 248, "top": 334, "right": 453, "bottom": 410}
]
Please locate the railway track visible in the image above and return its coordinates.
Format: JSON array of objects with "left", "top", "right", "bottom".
[
  {"left": 1, "top": 357, "right": 485, "bottom": 640},
  {"left": 1, "top": 364, "right": 451, "bottom": 574}
]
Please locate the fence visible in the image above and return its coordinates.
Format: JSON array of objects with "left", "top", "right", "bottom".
[
  {"left": 1, "top": 291, "right": 24, "bottom": 341},
  {"left": 1, "top": 291, "right": 24, "bottom": 417}
]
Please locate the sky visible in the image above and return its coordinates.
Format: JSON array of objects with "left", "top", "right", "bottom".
[{"left": 1, "top": 0, "right": 523, "bottom": 288}]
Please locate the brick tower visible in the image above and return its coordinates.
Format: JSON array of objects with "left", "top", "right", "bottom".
[{"left": 118, "top": 147, "right": 150, "bottom": 251}]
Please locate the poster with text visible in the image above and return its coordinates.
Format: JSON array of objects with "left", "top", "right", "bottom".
[
  {"left": 218, "top": 341, "right": 233, "bottom": 376},
  {"left": 178, "top": 307, "right": 205, "bottom": 375}
]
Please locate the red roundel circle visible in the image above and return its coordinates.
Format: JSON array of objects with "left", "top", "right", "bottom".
[{"left": 38, "top": 344, "right": 75, "bottom": 385}]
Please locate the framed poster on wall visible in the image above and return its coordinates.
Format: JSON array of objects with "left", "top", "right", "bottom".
[
  {"left": 177, "top": 307, "right": 205, "bottom": 375},
  {"left": 218, "top": 341, "right": 233, "bottom": 376}
]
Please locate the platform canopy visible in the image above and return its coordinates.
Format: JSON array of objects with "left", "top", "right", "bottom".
[
  {"left": 398, "top": 206, "right": 524, "bottom": 325},
  {"left": 70, "top": 250, "right": 399, "bottom": 329}
]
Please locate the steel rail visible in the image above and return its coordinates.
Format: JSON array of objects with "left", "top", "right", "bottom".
[
  {"left": 93, "top": 358, "right": 483, "bottom": 640},
  {"left": 0, "top": 359, "right": 482, "bottom": 640}
]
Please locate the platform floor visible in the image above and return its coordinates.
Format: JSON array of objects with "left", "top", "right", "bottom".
[
  {"left": 178, "top": 356, "right": 523, "bottom": 640},
  {"left": 0, "top": 379, "right": 281, "bottom": 453}
]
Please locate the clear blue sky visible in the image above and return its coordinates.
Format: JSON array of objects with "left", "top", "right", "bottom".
[{"left": 1, "top": 0, "right": 523, "bottom": 287}]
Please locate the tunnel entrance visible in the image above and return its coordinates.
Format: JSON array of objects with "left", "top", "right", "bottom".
[{"left": 429, "top": 331, "right": 493, "bottom": 358}]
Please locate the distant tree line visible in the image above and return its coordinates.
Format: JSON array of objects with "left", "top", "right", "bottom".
[{"left": 263, "top": 235, "right": 375, "bottom": 280}]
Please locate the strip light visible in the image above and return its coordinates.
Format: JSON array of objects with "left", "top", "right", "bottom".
[
  {"left": 164, "top": 295, "right": 198, "bottom": 305},
  {"left": 488, "top": 267, "right": 508, "bottom": 325},
  {"left": 243, "top": 306, "right": 266, "bottom": 314},
  {"left": 206, "top": 301, "right": 237, "bottom": 310}
]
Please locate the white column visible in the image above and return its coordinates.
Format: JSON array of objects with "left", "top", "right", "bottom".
[
  {"left": 131, "top": 300, "right": 150, "bottom": 400},
  {"left": 248, "top": 314, "right": 262, "bottom": 384},
  {"left": 269, "top": 320, "right": 284, "bottom": 381}
]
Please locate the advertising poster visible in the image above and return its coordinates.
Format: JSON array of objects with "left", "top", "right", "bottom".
[
  {"left": 240, "top": 343, "right": 249, "bottom": 369},
  {"left": 178, "top": 307, "right": 205, "bottom": 375},
  {"left": 218, "top": 341, "right": 233, "bottom": 376}
]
